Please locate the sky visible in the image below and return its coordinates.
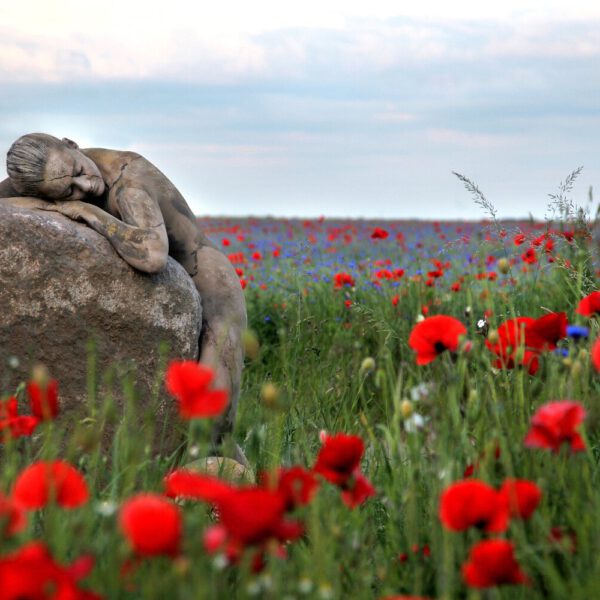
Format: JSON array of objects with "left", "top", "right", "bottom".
[{"left": 0, "top": 1, "right": 599, "bottom": 220}]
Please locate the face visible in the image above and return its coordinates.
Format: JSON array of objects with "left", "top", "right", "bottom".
[{"left": 37, "top": 145, "right": 105, "bottom": 201}]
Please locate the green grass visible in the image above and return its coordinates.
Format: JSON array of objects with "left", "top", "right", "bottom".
[{"left": 2, "top": 221, "right": 600, "bottom": 599}]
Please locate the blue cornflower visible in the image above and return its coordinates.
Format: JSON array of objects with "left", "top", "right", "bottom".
[{"left": 566, "top": 325, "right": 589, "bottom": 340}]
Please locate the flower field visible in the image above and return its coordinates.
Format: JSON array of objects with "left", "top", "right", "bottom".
[{"left": 2, "top": 206, "right": 600, "bottom": 599}]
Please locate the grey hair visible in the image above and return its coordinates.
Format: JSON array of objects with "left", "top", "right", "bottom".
[{"left": 6, "top": 133, "right": 63, "bottom": 195}]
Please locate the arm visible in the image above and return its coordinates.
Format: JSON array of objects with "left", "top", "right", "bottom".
[
  {"left": 0, "top": 178, "right": 18, "bottom": 198},
  {"left": 47, "top": 189, "right": 169, "bottom": 274},
  {"left": 0, "top": 195, "right": 53, "bottom": 210}
]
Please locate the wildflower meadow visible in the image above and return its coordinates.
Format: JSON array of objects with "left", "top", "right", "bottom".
[{"left": 2, "top": 178, "right": 600, "bottom": 599}]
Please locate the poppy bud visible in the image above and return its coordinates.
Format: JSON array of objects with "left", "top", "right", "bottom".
[
  {"left": 497, "top": 258, "right": 510, "bottom": 274},
  {"left": 260, "top": 382, "right": 279, "bottom": 407},
  {"left": 242, "top": 329, "right": 260, "bottom": 360},
  {"left": 487, "top": 329, "right": 499, "bottom": 345},
  {"left": 31, "top": 363, "right": 50, "bottom": 386},
  {"left": 360, "top": 357, "right": 376, "bottom": 374},
  {"left": 571, "top": 360, "right": 583, "bottom": 376},
  {"left": 400, "top": 399, "right": 413, "bottom": 418}
]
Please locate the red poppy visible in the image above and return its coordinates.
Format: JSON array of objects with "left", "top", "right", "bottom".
[
  {"left": 576, "top": 291, "right": 600, "bottom": 317},
  {"left": 462, "top": 540, "right": 527, "bottom": 588},
  {"left": 313, "top": 433, "right": 364, "bottom": 486},
  {"left": 0, "top": 541, "right": 100, "bottom": 600},
  {"left": 371, "top": 227, "right": 389, "bottom": 239},
  {"left": 439, "top": 480, "right": 508, "bottom": 533},
  {"left": 261, "top": 466, "right": 320, "bottom": 510},
  {"left": 525, "top": 312, "right": 567, "bottom": 351},
  {"left": 408, "top": 315, "right": 467, "bottom": 365},
  {"left": 521, "top": 248, "right": 537, "bottom": 264},
  {"left": 524, "top": 400, "right": 586, "bottom": 453},
  {"left": 164, "top": 469, "right": 233, "bottom": 503},
  {"left": 499, "top": 479, "right": 542, "bottom": 519},
  {"left": 13, "top": 460, "right": 89, "bottom": 510},
  {"left": 119, "top": 494, "right": 182, "bottom": 557},
  {"left": 340, "top": 471, "right": 376, "bottom": 508},
  {"left": 165, "top": 360, "right": 228, "bottom": 419},
  {"left": 513, "top": 233, "right": 526, "bottom": 246},
  {"left": 333, "top": 272, "right": 356, "bottom": 288},
  {"left": 27, "top": 379, "right": 59, "bottom": 421},
  {"left": 219, "top": 488, "right": 300, "bottom": 546},
  {"left": 0, "top": 492, "right": 26, "bottom": 537},
  {"left": 485, "top": 317, "right": 539, "bottom": 374},
  {"left": 593, "top": 338, "right": 600, "bottom": 371},
  {"left": 0, "top": 397, "right": 39, "bottom": 441}
]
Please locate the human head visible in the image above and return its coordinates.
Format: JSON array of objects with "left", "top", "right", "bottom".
[{"left": 6, "top": 133, "right": 105, "bottom": 200}]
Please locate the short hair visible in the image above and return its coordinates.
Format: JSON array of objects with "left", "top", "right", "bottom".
[{"left": 6, "top": 133, "right": 63, "bottom": 195}]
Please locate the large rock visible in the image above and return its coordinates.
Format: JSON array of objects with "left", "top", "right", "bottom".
[{"left": 0, "top": 204, "right": 202, "bottom": 449}]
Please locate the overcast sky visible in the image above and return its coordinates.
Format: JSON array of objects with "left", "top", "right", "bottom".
[{"left": 0, "top": 1, "right": 598, "bottom": 220}]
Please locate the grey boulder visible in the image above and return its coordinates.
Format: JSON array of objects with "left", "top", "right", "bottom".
[{"left": 0, "top": 204, "right": 202, "bottom": 451}]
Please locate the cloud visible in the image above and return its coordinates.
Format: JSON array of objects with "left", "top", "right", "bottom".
[{"left": 0, "top": 10, "right": 598, "bottom": 219}]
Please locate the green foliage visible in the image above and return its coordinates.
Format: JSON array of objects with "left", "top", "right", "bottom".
[{"left": 2, "top": 217, "right": 600, "bottom": 599}]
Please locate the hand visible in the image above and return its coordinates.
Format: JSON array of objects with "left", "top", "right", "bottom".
[{"left": 41, "top": 200, "right": 90, "bottom": 222}]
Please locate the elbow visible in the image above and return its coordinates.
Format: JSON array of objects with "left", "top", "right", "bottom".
[
  {"left": 141, "top": 243, "right": 169, "bottom": 274},
  {"left": 141, "top": 253, "right": 168, "bottom": 274},
  {"left": 130, "top": 237, "right": 168, "bottom": 274}
]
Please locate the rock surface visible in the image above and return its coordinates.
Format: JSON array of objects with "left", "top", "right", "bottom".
[{"left": 0, "top": 204, "right": 202, "bottom": 449}]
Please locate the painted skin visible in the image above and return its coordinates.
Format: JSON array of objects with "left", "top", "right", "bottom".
[{"left": 0, "top": 140, "right": 247, "bottom": 462}]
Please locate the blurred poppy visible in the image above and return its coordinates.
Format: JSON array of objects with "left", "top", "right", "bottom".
[
  {"left": 0, "top": 541, "right": 100, "bottom": 600},
  {"left": 164, "top": 469, "right": 233, "bottom": 503},
  {"left": 499, "top": 479, "right": 542, "bottom": 519},
  {"left": 119, "top": 494, "right": 182, "bottom": 557},
  {"left": 462, "top": 540, "right": 527, "bottom": 588},
  {"left": 314, "top": 433, "right": 364, "bottom": 486},
  {"left": 439, "top": 480, "right": 508, "bottom": 533},
  {"left": 27, "top": 379, "right": 59, "bottom": 421},
  {"left": 165, "top": 360, "right": 228, "bottom": 419},
  {"left": 13, "top": 460, "right": 89, "bottom": 510},
  {"left": 0, "top": 397, "right": 39, "bottom": 441},
  {"left": 371, "top": 227, "right": 389, "bottom": 239},
  {"left": 0, "top": 492, "right": 26, "bottom": 537},
  {"left": 524, "top": 400, "right": 586, "bottom": 453},
  {"left": 408, "top": 316, "right": 467, "bottom": 365},
  {"left": 576, "top": 291, "right": 600, "bottom": 317}
]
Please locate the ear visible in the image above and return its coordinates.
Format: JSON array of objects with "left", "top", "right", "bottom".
[{"left": 61, "top": 137, "right": 79, "bottom": 149}]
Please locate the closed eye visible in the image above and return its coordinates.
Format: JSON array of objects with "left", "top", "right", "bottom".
[{"left": 63, "top": 185, "right": 74, "bottom": 198}]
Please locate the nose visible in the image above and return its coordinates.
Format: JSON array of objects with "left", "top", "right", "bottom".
[
  {"left": 74, "top": 176, "right": 94, "bottom": 193},
  {"left": 74, "top": 175, "right": 105, "bottom": 196}
]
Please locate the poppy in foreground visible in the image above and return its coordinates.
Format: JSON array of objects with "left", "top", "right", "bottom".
[
  {"left": 462, "top": 539, "right": 527, "bottom": 588},
  {"left": 0, "top": 396, "right": 39, "bottom": 441},
  {"left": 165, "top": 360, "right": 228, "bottom": 419},
  {"left": 0, "top": 541, "right": 101, "bottom": 600},
  {"left": 499, "top": 479, "right": 542, "bottom": 519},
  {"left": 439, "top": 480, "right": 508, "bottom": 533},
  {"left": 27, "top": 378, "right": 59, "bottom": 421},
  {"left": 313, "top": 433, "right": 376, "bottom": 508},
  {"left": 0, "top": 492, "right": 26, "bottom": 537},
  {"left": 592, "top": 337, "right": 600, "bottom": 372},
  {"left": 575, "top": 291, "right": 600, "bottom": 317},
  {"left": 524, "top": 400, "right": 586, "bottom": 453},
  {"left": 408, "top": 315, "right": 467, "bottom": 365},
  {"left": 13, "top": 460, "right": 89, "bottom": 510},
  {"left": 119, "top": 494, "right": 182, "bottom": 557},
  {"left": 203, "top": 487, "right": 304, "bottom": 572},
  {"left": 164, "top": 469, "right": 234, "bottom": 503}
]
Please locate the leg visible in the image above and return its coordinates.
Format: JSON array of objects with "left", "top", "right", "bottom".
[{"left": 191, "top": 246, "right": 248, "bottom": 465}]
